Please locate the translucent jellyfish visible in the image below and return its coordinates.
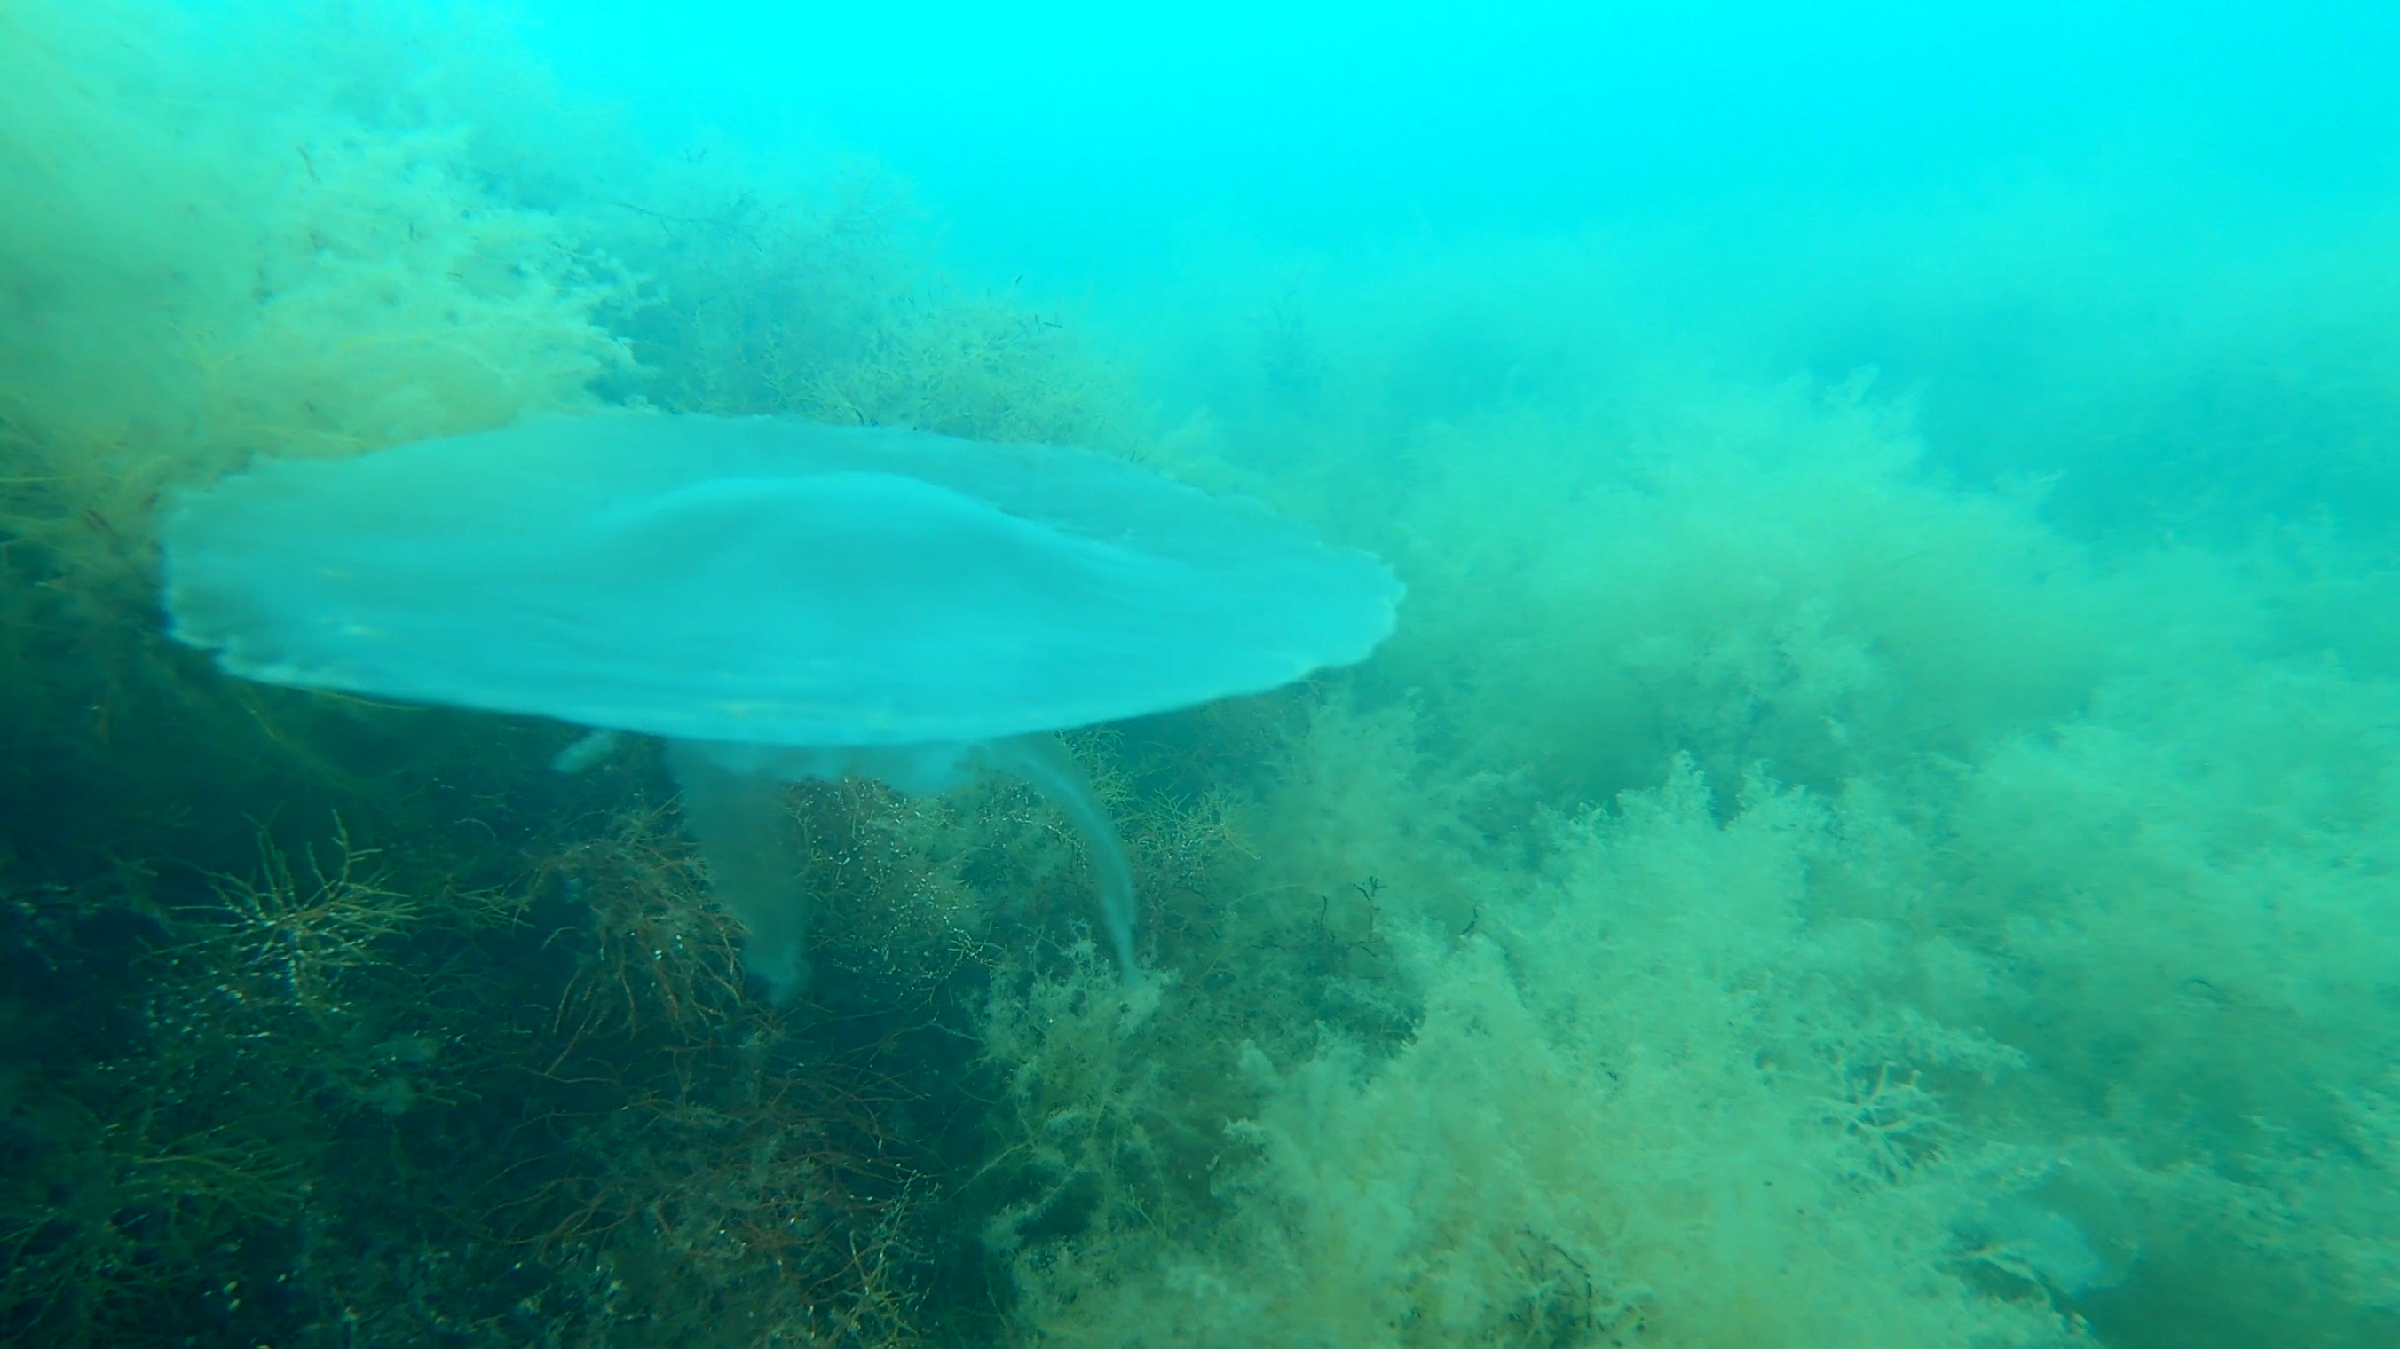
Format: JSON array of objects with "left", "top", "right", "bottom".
[{"left": 162, "top": 413, "right": 1402, "bottom": 997}]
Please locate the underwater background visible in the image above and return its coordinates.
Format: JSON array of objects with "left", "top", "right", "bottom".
[{"left": 6, "top": 1, "right": 2400, "bottom": 1344}]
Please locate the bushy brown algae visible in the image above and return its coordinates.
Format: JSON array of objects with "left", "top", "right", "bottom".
[{"left": 38, "top": 5, "right": 2400, "bottom": 1347}]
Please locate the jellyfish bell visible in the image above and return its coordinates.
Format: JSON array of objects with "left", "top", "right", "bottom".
[{"left": 160, "top": 413, "right": 1402, "bottom": 998}]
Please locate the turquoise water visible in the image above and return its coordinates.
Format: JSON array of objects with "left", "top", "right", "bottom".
[{"left": 4, "top": 2, "right": 2399, "bottom": 1345}]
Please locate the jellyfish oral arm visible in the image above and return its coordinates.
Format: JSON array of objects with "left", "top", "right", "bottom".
[{"left": 658, "top": 734, "right": 1141, "bottom": 999}]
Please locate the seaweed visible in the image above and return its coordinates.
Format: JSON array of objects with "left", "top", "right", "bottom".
[{"left": 12, "top": 3, "right": 2400, "bottom": 1347}]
